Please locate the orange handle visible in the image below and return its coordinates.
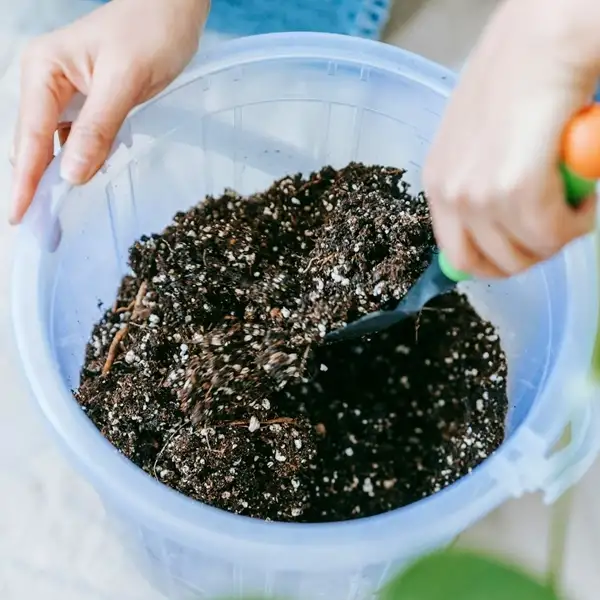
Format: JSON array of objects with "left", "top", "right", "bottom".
[{"left": 562, "top": 104, "right": 600, "bottom": 178}]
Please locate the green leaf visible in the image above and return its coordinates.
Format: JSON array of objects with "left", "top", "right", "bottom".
[{"left": 380, "top": 550, "right": 562, "bottom": 600}]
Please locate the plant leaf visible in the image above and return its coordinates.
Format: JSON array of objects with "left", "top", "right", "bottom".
[{"left": 380, "top": 550, "right": 562, "bottom": 600}]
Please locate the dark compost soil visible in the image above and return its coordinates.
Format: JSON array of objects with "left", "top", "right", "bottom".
[{"left": 75, "top": 164, "right": 508, "bottom": 523}]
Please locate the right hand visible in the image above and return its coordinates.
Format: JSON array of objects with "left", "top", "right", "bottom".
[
  {"left": 423, "top": 0, "right": 600, "bottom": 279},
  {"left": 11, "top": 0, "right": 210, "bottom": 225}
]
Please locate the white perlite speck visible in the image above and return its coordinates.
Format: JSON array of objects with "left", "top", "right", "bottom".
[
  {"left": 248, "top": 416, "right": 260, "bottom": 433},
  {"left": 275, "top": 450, "right": 287, "bottom": 462}
]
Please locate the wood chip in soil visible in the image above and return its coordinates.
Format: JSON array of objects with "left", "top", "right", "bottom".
[{"left": 75, "top": 163, "right": 508, "bottom": 523}]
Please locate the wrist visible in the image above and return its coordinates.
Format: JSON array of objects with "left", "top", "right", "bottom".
[
  {"left": 126, "top": 0, "right": 210, "bottom": 26},
  {"left": 532, "top": 0, "right": 600, "bottom": 76},
  {"left": 169, "top": 0, "right": 210, "bottom": 22}
]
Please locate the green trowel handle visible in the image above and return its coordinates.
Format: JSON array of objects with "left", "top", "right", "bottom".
[{"left": 437, "top": 163, "right": 597, "bottom": 283}]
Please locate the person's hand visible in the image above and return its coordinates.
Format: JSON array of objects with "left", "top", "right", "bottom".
[
  {"left": 10, "top": 0, "right": 209, "bottom": 225},
  {"left": 423, "top": 0, "right": 600, "bottom": 278}
]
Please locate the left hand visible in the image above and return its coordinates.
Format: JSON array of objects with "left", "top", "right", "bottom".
[{"left": 10, "top": 0, "right": 209, "bottom": 225}]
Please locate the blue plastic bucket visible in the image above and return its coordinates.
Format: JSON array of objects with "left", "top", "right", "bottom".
[{"left": 13, "top": 33, "right": 600, "bottom": 600}]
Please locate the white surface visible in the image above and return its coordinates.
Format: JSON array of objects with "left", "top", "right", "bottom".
[{"left": 0, "top": 1, "right": 598, "bottom": 599}]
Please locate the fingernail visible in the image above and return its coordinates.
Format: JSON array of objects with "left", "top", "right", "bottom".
[{"left": 60, "top": 151, "right": 92, "bottom": 184}]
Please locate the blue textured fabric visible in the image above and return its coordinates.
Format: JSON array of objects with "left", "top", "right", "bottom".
[
  {"left": 98, "top": 0, "right": 392, "bottom": 39},
  {"left": 204, "top": 0, "right": 391, "bottom": 38}
]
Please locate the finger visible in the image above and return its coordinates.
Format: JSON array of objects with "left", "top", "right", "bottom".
[
  {"left": 546, "top": 168, "right": 597, "bottom": 244},
  {"left": 504, "top": 171, "right": 596, "bottom": 258},
  {"left": 428, "top": 199, "right": 502, "bottom": 279},
  {"left": 467, "top": 218, "right": 541, "bottom": 277},
  {"left": 570, "top": 194, "right": 597, "bottom": 235},
  {"left": 61, "top": 63, "right": 145, "bottom": 184},
  {"left": 12, "top": 122, "right": 72, "bottom": 168},
  {"left": 11, "top": 52, "right": 75, "bottom": 224}
]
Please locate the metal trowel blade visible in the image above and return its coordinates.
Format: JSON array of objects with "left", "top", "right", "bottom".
[{"left": 325, "top": 256, "right": 456, "bottom": 344}]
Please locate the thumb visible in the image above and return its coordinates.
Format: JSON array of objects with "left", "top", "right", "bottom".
[{"left": 60, "top": 68, "right": 142, "bottom": 184}]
